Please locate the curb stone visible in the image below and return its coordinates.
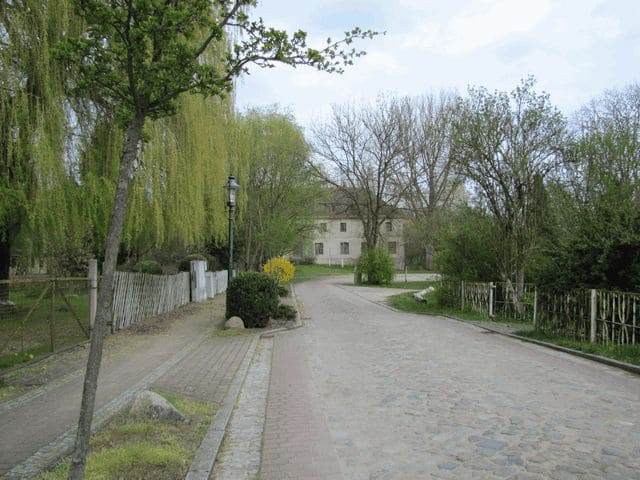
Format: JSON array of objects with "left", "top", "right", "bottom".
[
  {"left": 185, "top": 334, "right": 260, "bottom": 480},
  {"left": 260, "top": 284, "right": 304, "bottom": 339}
]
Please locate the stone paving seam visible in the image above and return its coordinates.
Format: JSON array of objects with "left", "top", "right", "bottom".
[
  {"left": 185, "top": 334, "right": 260, "bottom": 480},
  {"left": 3, "top": 336, "right": 204, "bottom": 480}
]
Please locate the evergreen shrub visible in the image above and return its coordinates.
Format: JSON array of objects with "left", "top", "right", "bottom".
[
  {"left": 226, "top": 272, "right": 279, "bottom": 328},
  {"left": 356, "top": 247, "right": 395, "bottom": 285}
]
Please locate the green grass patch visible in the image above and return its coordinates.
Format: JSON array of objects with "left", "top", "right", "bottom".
[
  {"left": 361, "top": 280, "right": 438, "bottom": 290},
  {"left": 514, "top": 330, "right": 640, "bottom": 366},
  {"left": 38, "top": 390, "right": 215, "bottom": 480},
  {"left": 388, "top": 291, "right": 488, "bottom": 321},
  {"left": 291, "top": 264, "right": 356, "bottom": 283},
  {"left": 0, "top": 344, "right": 52, "bottom": 369}
]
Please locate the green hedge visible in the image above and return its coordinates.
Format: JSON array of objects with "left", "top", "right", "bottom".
[{"left": 225, "top": 272, "right": 279, "bottom": 328}]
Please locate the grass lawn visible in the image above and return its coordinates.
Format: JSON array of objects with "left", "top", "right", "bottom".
[
  {"left": 514, "top": 330, "right": 640, "bottom": 366},
  {"left": 362, "top": 280, "right": 438, "bottom": 290},
  {"left": 388, "top": 291, "right": 489, "bottom": 322},
  {"left": 291, "top": 264, "right": 434, "bottom": 284},
  {"left": 38, "top": 390, "right": 215, "bottom": 480}
]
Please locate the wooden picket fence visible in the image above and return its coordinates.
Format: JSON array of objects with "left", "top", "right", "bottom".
[
  {"left": 111, "top": 271, "right": 190, "bottom": 332},
  {"left": 441, "top": 277, "right": 639, "bottom": 345}
]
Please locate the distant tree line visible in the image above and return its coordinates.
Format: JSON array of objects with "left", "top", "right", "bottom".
[{"left": 310, "top": 79, "right": 640, "bottom": 292}]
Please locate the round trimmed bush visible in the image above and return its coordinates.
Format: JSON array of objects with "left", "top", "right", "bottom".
[
  {"left": 131, "top": 260, "right": 163, "bottom": 274},
  {"left": 356, "top": 247, "right": 395, "bottom": 285},
  {"left": 225, "top": 272, "right": 279, "bottom": 328}
]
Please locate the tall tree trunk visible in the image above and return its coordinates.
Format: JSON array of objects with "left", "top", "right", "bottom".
[{"left": 68, "top": 115, "right": 144, "bottom": 480}]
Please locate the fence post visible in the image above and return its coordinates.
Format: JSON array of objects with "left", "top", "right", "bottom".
[
  {"left": 461, "top": 280, "right": 465, "bottom": 311},
  {"left": 533, "top": 287, "right": 538, "bottom": 327},
  {"left": 89, "top": 259, "right": 98, "bottom": 332},
  {"left": 49, "top": 280, "right": 56, "bottom": 352},
  {"left": 590, "top": 289, "right": 597, "bottom": 343},
  {"left": 489, "top": 282, "right": 494, "bottom": 318}
]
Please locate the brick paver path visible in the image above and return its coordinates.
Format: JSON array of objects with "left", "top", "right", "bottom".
[
  {"left": 260, "top": 331, "right": 342, "bottom": 480},
  {"left": 0, "top": 297, "right": 253, "bottom": 477},
  {"left": 261, "top": 277, "right": 640, "bottom": 479}
]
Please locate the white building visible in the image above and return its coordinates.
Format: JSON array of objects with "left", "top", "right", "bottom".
[{"left": 310, "top": 216, "right": 405, "bottom": 268}]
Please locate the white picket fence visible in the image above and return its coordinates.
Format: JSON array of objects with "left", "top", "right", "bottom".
[{"left": 110, "top": 265, "right": 228, "bottom": 332}]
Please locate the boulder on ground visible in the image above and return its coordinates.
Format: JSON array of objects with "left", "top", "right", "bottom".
[
  {"left": 414, "top": 286, "right": 436, "bottom": 302},
  {"left": 130, "top": 390, "right": 185, "bottom": 423},
  {"left": 225, "top": 316, "right": 245, "bottom": 329}
]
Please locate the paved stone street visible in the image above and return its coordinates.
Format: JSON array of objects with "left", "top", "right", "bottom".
[{"left": 259, "top": 277, "right": 640, "bottom": 479}]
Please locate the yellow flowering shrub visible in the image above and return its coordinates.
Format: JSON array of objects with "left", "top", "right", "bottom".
[{"left": 262, "top": 257, "right": 295, "bottom": 282}]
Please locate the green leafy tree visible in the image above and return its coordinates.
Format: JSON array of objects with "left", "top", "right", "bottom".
[
  {"left": 543, "top": 84, "right": 640, "bottom": 290},
  {"left": 452, "top": 77, "right": 566, "bottom": 294},
  {"left": 57, "top": 1, "right": 379, "bottom": 477},
  {"left": 234, "top": 109, "right": 325, "bottom": 270}
]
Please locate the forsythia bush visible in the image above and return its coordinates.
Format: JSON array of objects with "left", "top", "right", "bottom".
[{"left": 262, "top": 257, "right": 295, "bottom": 282}]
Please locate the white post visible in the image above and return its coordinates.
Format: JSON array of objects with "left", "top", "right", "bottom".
[
  {"left": 590, "top": 289, "right": 597, "bottom": 343},
  {"left": 341, "top": 258, "right": 344, "bottom": 268},
  {"left": 88, "top": 259, "right": 98, "bottom": 332},
  {"left": 489, "top": 282, "right": 494, "bottom": 318}
]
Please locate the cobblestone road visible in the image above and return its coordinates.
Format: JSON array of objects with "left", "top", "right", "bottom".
[{"left": 278, "top": 278, "right": 640, "bottom": 479}]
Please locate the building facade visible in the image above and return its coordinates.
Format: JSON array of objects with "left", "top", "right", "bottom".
[{"left": 310, "top": 217, "right": 405, "bottom": 268}]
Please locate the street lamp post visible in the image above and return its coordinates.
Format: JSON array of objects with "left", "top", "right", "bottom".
[{"left": 224, "top": 176, "right": 240, "bottom": 287}]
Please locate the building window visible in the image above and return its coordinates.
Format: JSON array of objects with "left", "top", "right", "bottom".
[
  {"left": 315, "top": 242, "right": 324, "bottom": 255},
  {"left": 319, "top": 223, "right": 327, "bottom": 232},
  {"left": 387, "top": 241, "right": 397, "bottom": 254},
  {"left": 340, "top": 222, "right": 347, "bottom": 232},
  {"left": 385, "top": 221, "right": 393, "bottom": 232},
  {"left": 340, "top": 242, "right": 350, "bottom": 255}
]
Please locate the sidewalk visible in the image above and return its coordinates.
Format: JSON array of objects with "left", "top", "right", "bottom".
[{"left": 0, "top": 296, "right": 256, "bottom": 479}]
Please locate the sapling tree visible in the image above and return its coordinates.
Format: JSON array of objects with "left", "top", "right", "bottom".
[{"left": 58, "top": 1, "right": 379, "bottom": 477}]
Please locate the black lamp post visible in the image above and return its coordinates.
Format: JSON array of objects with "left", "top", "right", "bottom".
[{"left": 224, "top": 176, "right": 240, "bottom": 287}]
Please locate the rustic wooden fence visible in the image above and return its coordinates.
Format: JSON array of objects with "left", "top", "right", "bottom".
[
  {"left": 0, "top": 278, "right": 91, "bottom": 359},
  {"left": 440, "top": 279, "right": 535, "bottom": 323},
  {"left": 537, "top": 289, "right": 640, "bottom": 345},
  {"left": 441, "top": 278, "right": 639, "bottom": 345}
]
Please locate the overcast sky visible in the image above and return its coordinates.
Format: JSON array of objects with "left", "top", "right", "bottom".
[{"left": 235, "top": 0, "right": 639, "bottom": 129}]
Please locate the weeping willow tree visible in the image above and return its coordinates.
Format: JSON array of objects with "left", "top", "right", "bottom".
[
  {"left": 0, "top": 0, "right": 85, "bottom": 283},
  {"left": 124, "top": 94, "right": 233, "bottom": 257}
]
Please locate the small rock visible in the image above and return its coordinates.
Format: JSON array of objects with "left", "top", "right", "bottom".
[
  {"left": 602, "top": 446, "right": 626, "bottom": 458},
  {"left": 130, "top": 390, "right": 186, "bottom": 423},
  {"left": 225, "top": 316, "right": 245, "bottom": 329},
  {"left": 477, "top": 438, "right": 509, "bottom": 451},
  {"left": 437, "top": 462, "right": 458, "bottom": 470}
]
